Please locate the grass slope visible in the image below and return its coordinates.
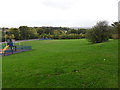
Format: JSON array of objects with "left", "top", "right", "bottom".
[{"left": 3, "top": 39, "right": 118, "bottom": 88}]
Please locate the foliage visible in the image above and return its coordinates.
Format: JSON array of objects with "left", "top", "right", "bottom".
[
  {"left": 39, "top": 34, "right": 86, "bottom": 39},
  {"left": 86, "top": 21, "right": 110, "bottom": 43},
  {"left": 7, "top": 28, "right": 20, "bottom": 40},
  {"left": 77, "top": 28, "right": 87, "bottom": 34},
  {"left": 1, "top": 21, "right": 119, "bottom": 41},
  {"left": 5, "top": 34, "right": 15, "bottom": 40},
  {"left": 19, "top": 26, "right": 31, "bottom": 39},
  {"left": 29, "top": 28, "right": 38, "bottom": 39}
]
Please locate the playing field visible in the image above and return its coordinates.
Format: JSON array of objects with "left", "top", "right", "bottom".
[{"left": 2, "top": 39, "right": 118, "bottom": 88}]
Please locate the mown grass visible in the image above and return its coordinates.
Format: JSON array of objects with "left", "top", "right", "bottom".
[{"left": 2, "top": 39, "right": 118, "bottom": 88}]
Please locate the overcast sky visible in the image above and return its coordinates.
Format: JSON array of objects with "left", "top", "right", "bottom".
[{"left": 0, "top": 0, "right": 119, "bottom": 28}]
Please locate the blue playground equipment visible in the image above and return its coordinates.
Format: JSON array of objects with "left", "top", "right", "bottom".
[{"left": 0, "top": 45, "right": 32, "bottom": 56}]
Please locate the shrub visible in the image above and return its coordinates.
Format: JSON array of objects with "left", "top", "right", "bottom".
[
  {"left": 86, "top": 21, "right": 110, "bottom": 43},
  {"left": 39, "top": 33, "right": 86, "bottom": 39}
]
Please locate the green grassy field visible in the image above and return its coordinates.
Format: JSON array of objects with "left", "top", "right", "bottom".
[{"left": 3, "top": 39, "right": 118, "bottom": 88}]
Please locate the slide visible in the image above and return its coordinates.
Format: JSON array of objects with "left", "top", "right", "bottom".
[{"left": 0, "top": 45, "right": 9, "bottom": 53}]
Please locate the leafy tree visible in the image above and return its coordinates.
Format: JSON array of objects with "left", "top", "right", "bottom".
[
  {"left": 29, "top": 28, "right": 38, "bottom": 39},
  {"left": 1, "top": 28, "right": 8, "bottom": 41},
  {"left": 19, "top": 26, "right": 30, "bottom": 39},
  {"left": 36, "top": 27, "right": 54, "bottom": 35},
  {"left": 36, "top": 28, "right": 45, "bottom": 35},
  {"left": 44, "top": 28, "right": 54, "bottom": 35},
  {"left": 53, "top": 30, "right": 65, "bottom": 35},
  {"left": 67, "top": 29, "right": 77, "bottom": 34},
  {"left": 5, "top": 34, "right": 15, "bottom": 40},
  {"left": 77, "top": 28, "right": 87, "bottom": 34},
  {"left": 7, "top": 28, "right": 20, "bottom": 40},
  {"left": 86, "top": 21, "right": 110, "bottom": 43}
]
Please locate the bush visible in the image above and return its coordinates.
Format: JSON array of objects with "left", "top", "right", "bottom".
[
  {"left": 39, "top": 33, "right": 86, "bottom": 39},
  {"left": 86, "top": 21, "right": 110, "bottom": 43}
]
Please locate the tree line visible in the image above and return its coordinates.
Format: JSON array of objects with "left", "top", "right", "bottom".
[
  {"left": 1, "top": 21, "right": 120, "bottom": 43},
  {"left": 1, "top": 26, "right": 87, "bottom": 41}
]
